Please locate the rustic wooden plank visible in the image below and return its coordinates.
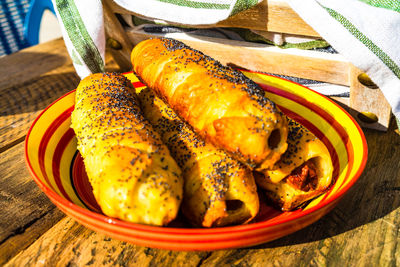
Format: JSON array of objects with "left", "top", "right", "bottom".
[
  {"left": 126, "top": 30, "right": 350, "bottom": 86},
  {"left": 5, "top": 120, "right": 399, "bottom": 266},
  {"left": 103, "top": 1, "right": 134, "bottom": 72},
  {"left": 0, "top": 39, "right": 71, "bottom": 90},
  {"left": 0, "top": 41, "right": 121, "bottom": 150},
  {"left": 0, "top": 39, "right": 78, "bottom": 150},
  {"left": 106, "top": 0, "right": 320, "bottom": 37},
  {"left": 0, "top": 208, "right": 65, "bottom": 266},
  {"left": 0, "top": 71, "right": 79, "bottom": 150},
  {"left": 0, "top": 142, "right": 65, "bottom": 265},
  {"left": 5, "top": 217, "right": 210, "bottom": 266},
  {"left": 349, "top": 66, "right": 392, "bottom": 131}
]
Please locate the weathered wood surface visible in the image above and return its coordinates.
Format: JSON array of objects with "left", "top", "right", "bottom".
[
  {"left": 106, "top": 0, "right": 320, "bottom": 37},
  {"left": 103, "top": 0, "right": 134, "bottom": 72},
  {"left": 0, "top": 141, "right": 66, "bottom": 265},
  {"left": 0, "top": 39, "right": 78, "bottom": 152},
  {"left": 1, "top": 38, "right": 400, "bottom": 266},
  {"left": 0, "top": 39, "right": 120, "bottom": 151},
  {"left": 349, "top": 66, "right": 392, "bottom": 131},
  {"left": 126, "top": 30, "right": 350, "bottom": 86},
  {"left": 0, "top": 39, "right": 120, "bottom": 265}
]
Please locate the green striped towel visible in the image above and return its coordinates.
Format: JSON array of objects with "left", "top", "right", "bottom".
[
  {"left": 53, "top": 0, "right": 400, "bottom": 122},
  {"left": 287, "top": 0, "right": 400, "bottom": 124},
  {"left": 53, "top": 0, "right": 105, "bottom": 75}
]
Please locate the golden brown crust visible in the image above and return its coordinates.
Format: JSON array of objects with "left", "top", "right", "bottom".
[
  {"left": 70, "top": 73, "right": 183, "bottom": 226},
  {"left": 131, "top": 38, "right": 288, "bottom": 170},
  {"left": 255, "top": 117, "right": 333, "bottom": 211},
  {"left": 137, "top": 86, "right": 259, "bottom": 227}
]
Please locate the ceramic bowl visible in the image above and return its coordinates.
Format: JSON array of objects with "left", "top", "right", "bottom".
[{"left": 25, "top": 71, "right": 367, "bottom": 250}]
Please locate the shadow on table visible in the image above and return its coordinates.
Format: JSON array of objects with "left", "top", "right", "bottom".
[
  {"left": 0, "top": 50, "right": 120, "bottom": 149},
  {"left": 0, "top": 50, "right": 120, "bottom": 117},
  {"left": 0, "top": 50, "right": 77, "bottom": 116}
]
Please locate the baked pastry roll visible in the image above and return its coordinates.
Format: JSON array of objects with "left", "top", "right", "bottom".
[
  {"left": 71, "top": 73, "right": 183, "bottom": 226},
  {"left": 131, "top": 38, "right": 288, "bottom": 171},
  {"left": 255, "top": 117, "right": 333, "bottom": 211},
  {"left": 136, "top": 86, "right": 259, "bottom": 227}
]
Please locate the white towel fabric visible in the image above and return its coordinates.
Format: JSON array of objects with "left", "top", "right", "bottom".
[
  {"left": 287, "top": 0, "right": 400, "bottom": 122},
  {"left": 52, "top": 0, "right": 105, "bottom": 77}
]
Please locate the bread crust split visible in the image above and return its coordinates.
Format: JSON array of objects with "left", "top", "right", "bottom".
[
  {"left": 131, "top": 38, "right": 288, "bottom": 171},
  {"left": 255, "top": 117, "right": 333, "bottom": 211},
  {"left": 71, "top": 73, "right": 183, "bottom": 226},
  {"left": 136, "top": 86, "right": 259, "bottom": 227}
]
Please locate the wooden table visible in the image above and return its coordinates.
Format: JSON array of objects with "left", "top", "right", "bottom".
[{"left": 1, "top": 39, "right": 400, "bottom": 266}]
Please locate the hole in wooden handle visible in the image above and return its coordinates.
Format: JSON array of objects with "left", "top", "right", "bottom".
[
  {"left": 107, "top": 38, "right": 122, "bottom": 50},
  {"left": 357, "top": 112, "right": 378, "bottom": 123},
  {"left": 358, "top": 73, "right": 378, "bottom": 89}
]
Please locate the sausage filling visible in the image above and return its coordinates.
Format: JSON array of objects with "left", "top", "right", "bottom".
[{"left": 285, "top": 160, "right": 318, "bottom": 192}]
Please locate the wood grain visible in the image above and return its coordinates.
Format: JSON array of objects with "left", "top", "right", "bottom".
[
  {"left": 0, "top": 71, "right": 79, "bottom": 150},
  {"left": 126, "top": 30, "right": 350, "bottom": 86},
  {"left": 0, "top": 142, "right": 65, "bottom": 265},
  {"left": 349, "top": 66, "right": 392, "bottom": 131},
  {"left": 0, "top": 38, "right": 121, "bottom": 151},
  {"left": 0, "top": 40, "right": 121, "bottom": 265},
  {"left": 5, "top": 217, "right": 209, "bottom": 267},
  {"left": 106, "top": 0, "right": 320, "bottom": 37},
  {"left": 103, "top": 1, "right": 134, "bottom": 72},
  {"left": 0, "top": 39, "right": 70, "bottom": 90},
  {"left": 4, "top": 121, "right": 400, "bottom": 266}
]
